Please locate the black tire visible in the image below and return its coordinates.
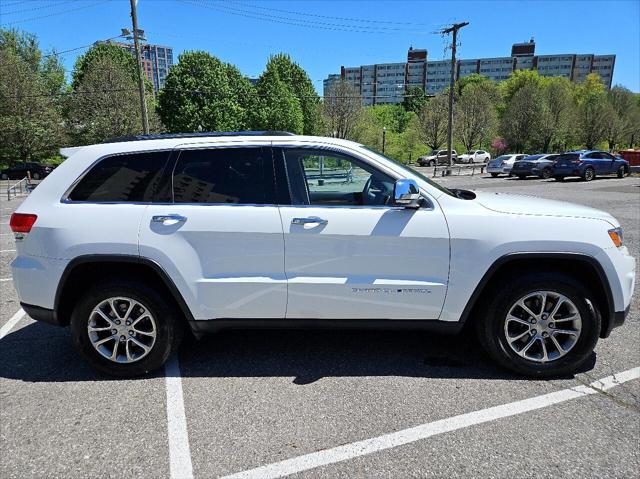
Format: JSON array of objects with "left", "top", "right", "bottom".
[
  {"left": 428, "top": 160, "right": 436, "bottom": 167},
  {"left": 541, "top": 168, "right": 552, "bottom": 179},
  {"left": 71, "top": 280, "right": 184, "bottom": 377},
  {"left": 617, "top": 165, "right": 625, "bottom": 178},
  {"left": 490, "top": 173, "right": 499, "bottom": 178},
  {"left": 583, "top": 166, "right": 595, "bottom": 181},
  {"left": 517, "top": 175, "right": 526, "bottom": 180},
  {"left": 554, "top": 176, "right": 565, "bottom": 181},
  {"left": 32, "top": 172, "right": 40, "bottom": 180},
  {"left": 475, "top": 272, "right": 600, "bottom": 377},
  {"left": 0, "top": 173, "right": 7, "bottom": 180}
]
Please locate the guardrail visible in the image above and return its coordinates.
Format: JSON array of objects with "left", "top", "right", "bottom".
[
  {"left": 6, "top": 177, "right": 34, "bottom": 200},
  {"left": 414, "top": 163, "right": 487, "bottom": 178}
]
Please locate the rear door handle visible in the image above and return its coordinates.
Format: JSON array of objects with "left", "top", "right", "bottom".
[
  {"left": 292, "top": 216, "right": 328, "bottom": 225},
  {"left": 152, "top": 214, "right": 187, "bottom": 224}
]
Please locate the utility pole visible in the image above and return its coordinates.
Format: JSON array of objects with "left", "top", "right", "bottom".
[
  {"left": 440, "top": 22, "right": 469, "bottom": 167},
  {"left": 129, "top": 0, "right": 149, "bottom": 134}
]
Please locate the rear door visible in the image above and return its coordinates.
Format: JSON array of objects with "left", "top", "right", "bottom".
[
  {"left": 275, "top": 144, "right": 450, "bottom": 320},
  {"left": 139, "top": 143, "right": 287, "bottom": 320}
]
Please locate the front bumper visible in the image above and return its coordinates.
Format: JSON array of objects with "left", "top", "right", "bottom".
[{"left": 20, "top": 303, "right": 61, "bottom": 326}]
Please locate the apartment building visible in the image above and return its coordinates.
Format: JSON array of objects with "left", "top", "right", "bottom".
[
  {"left": 325, "top": 41, "right": 615, "bottom": 105},
  {"left": 97, "top": 40, "right": 174, "bottom": 92}
]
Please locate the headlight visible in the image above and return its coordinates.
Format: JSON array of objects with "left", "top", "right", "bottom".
[{"left": 608, "top": 227, "right": 624, "bottom": 247}]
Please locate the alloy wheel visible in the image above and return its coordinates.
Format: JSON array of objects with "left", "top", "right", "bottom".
[
  {"left": 87, "top": 297, "right": 157, "bottom": 363},
  {"left": 503, "top": 291, "right": 581, "bottom": 363}
]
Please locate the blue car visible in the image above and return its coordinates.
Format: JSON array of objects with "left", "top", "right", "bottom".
[{"left": 552, "top": 150, "right": 630, "bottom": 181}]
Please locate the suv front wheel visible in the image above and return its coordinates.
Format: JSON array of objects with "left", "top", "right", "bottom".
[
  {"left": 476, "top": 272, "right": 600, "bottom": 377},
  {"left": 71, "top": 280, "right": 183, "bottom": 377}
]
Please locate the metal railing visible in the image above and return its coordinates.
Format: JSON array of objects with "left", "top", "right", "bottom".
[
  {"left": 415, "top": 163, "right": 487, "bottom": 178},
  {"left": 6, "top": 177, "right": 34, "bottom": 200}
]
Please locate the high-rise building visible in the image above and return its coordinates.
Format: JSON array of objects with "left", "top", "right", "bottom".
[
  {"left": 325, "top": 41, "right": 615, "bottom": 105},
  {"left": 97, "top": 40, "right": 174, "bottom": 92}
]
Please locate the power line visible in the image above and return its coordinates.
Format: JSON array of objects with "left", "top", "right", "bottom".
[
  {"left": 1, "top": 0, "right": 77, "bottom": 16},
  {"left": 0, "top": 0, "right": 109, "bottom": 27},
  {"left": 225, "top": 0, "right": 434, "bottom": 27},
  {"left": 179, "top": 0, "right": 428, "bottom": 35}
]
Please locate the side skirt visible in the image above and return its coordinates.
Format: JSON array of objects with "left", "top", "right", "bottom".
[{"left": 188, "top": 319, "right": 463, "bottom": 337}]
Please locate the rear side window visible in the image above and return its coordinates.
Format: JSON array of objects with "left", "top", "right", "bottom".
[
  {"left": 68, "top": 151, "right": 169, "bottom": 202},
  {"left": 556, "top": 153, "right": 580, "bottom": 162},
  {"left": 172, "top": 147, "right": 275, "bottom": 204}
]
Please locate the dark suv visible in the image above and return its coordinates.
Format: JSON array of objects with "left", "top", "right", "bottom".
[{"left": 1, "top": 162, "right": 54, "bottom": 180}]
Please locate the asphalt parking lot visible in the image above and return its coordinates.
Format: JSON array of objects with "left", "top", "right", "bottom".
[{"left": 1, "top": 174, "right": 639, "bottom": 478}]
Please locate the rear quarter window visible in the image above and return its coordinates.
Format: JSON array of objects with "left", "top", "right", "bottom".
[{"left": 67, "top": 151, "right": 170, "bottom": 202}]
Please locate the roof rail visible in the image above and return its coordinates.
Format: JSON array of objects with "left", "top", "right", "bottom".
[{"left": 102, "top": 131, "right": 296, "bottom": 143}]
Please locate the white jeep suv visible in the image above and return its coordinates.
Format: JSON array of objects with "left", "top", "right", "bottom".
[{"left": 10, "top": 132, "right": 635, "bottom": 377}]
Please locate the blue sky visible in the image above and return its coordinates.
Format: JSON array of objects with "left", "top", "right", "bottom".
[{"left": 1, "top": 0, "right": 639, "bottom": 92}]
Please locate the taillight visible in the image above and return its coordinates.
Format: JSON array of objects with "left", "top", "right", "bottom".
[{"left": 9, "top": 213, "right": 37, "bottom": 233}]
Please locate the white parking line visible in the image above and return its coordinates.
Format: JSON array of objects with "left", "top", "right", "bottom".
[
  {"left": 0, "top": 249, "right": 16, "bottom": 253},
  {"left": 221, "top": 367, "right": 640, "bottom": 479},
  {"left": 0, "top": 308, "right": 26, "bottom": 340},
  {"left": 0, "top": 278, "right": 12, "bottom": 282},
  {"left": 165, "top": 355, "right": 194, "bottom": 479}
]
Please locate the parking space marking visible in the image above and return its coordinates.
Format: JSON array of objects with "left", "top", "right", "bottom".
[
  {"left": 165, "top": 355, "right": 194, "bottom": 479},
  {"left": 221, "top": 367, "right": 640, "bottom": 479},
  {"left": 0, "top": 249, "right": 16, "bottom": 253},
  {"left": 0, "top": 308, "right": 26, "bottom": 340},
  {"left": 0, "top": 278, "right": 13, "bottom": 282}
]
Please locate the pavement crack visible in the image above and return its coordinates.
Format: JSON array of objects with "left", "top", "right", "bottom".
[{"left": 574, "top": 374, "right": 640, "bottom": 413}]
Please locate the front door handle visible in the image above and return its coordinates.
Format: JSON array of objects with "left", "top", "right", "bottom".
[
  {"left": 152, "top": 214, "right": 187, "bottom": 224},
  {"left": 292, "top": 216, "right": 328, "bottom": 226}
]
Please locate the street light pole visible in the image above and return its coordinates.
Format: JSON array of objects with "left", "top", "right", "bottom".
[
  {"left": 440, "top": 21, "right": 469, "bottom": 168},
  {"left": 382, "top": 127, "right": 387, "bottom": 154},
  {"left": 130, "top": 0, "right": 149, "bottom": 134}
]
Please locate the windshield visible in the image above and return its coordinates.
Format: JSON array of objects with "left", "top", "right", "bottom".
[
  {"left": 428, "top": 150, "right": 438, "bottom": 156},
  {"left": 465, "top": 151, "right": 475, "bottom": 155},
  {"left": 523, "top": 154, "right": 545, "bottom": 161},
  {"left": 495, "top": 155, "right": 511, "bottom": 161},
  {"left": 360, "top": 146, "right": 455, "bottom": 197}
]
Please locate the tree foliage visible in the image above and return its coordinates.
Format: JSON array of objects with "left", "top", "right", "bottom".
[
  {"left": 455, "top": 82, "right": 497, "bottom": 151},
  {"left": 0, "top": 49, "right": 63, "bottom": 163},
  {"left": 501, "top": 83, "right": 545, "bottom": 152},
  {"left": 266, "top": 54, "right": 321, "bottom": 134},
  {"left": 322, "top": 79, "right": 362, "bottom": 139},
  {"left": 602, "top": 86, "right": 638, "bottom": 150},
  {"left": 253, "top": 60, "right": 304, "bottom": 133},
  {"left": 402, "top": 86, "right": 427, "bottom": 113},
  {"left": 158, "top": 51, "right": 254, "bottom": 132},
  {"left": 574, "top": 73, "right": 607, "bottom": 150},
  {"left": 417, "top": 94, "right": 448, "bottom": 150}
]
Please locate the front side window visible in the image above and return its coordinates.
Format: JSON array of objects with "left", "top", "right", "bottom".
[
  {"left": 172, "top": 147, "right": 275, "bottom": 204},
  {"left": 68, "top": 151, "right": 170, "bottom": 202},
  {"left": 283, "top": 148, "right": 394, "bottom": 207}
]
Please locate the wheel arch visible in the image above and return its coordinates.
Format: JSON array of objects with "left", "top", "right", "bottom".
[
  {"left": 54, "top": 255, "right": 195, "bottom": 327},
  {"left": 459, "top": 253, "right": 615, "bottom": 338}
]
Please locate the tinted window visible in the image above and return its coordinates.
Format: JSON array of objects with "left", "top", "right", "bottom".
[
  {"left": 69, "top": 151, "right": 169, "bottom": 202},
  {"left": 601, "top": 152, "right": 615, "bottom": 160},
  {"left": 283, "top": 148, "right": 394, "bottom": 207},
  {"left": 172, "top": 147, "right": 275, "bottom": 204},
  {"left": 556, "top": 153, "right": 580, "bottom": 162},
  {"left": 585, "top": 152, "right": 600, "bottom": 159}
]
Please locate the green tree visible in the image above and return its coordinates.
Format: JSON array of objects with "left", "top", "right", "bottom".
[
  {"left": 253, "top": 62, "right": 303, "bottom": 133},
  {"left": 500, "top": 83, "right": 545, "bottom": 152},
  {"left": 402, "top": 86, "right": 427, "bottom": 113},
  {"left": 0, "top": 49, "right": 63, "bottom": 164},
  {"left": 322, "top": 79, "right": 362, "bottom": 139},
  {"left": 0, "top": 28, "right": 41, "bottom": 71},
  {"left": 574, "top": 73, "right": 607, "bottom": 150},
  {"left": 538, "top": 77, "right": 575, "bottom": 152},
  {"left": 455, "top": 82, "right": 497, "bottom": 152},
  {"left": 457, "top": 73, "right": 495, "bottom": 96},
  {"left": 158, "top": 51, "right": 254, "bottom": 132},
  {"left": 498, "top": 70, "right": 544, "bottom": 106},
  {"left": 602, "top": 86, "right": 638, "bottom": 150},
  {"left": 417, "top": 94, "right": 448, "bottom": 150},
  {"left": 266, "top": 54, "right": 321, "bottom": 134}
]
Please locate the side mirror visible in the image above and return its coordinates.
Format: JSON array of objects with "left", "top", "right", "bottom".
[{"left": 394, "top": 178, "right": 421, "bottom": 208}]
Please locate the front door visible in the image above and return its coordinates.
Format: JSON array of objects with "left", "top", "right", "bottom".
[
  {"left": 275, "top": 146, "right": 450, "bottom": 320},
  {"left": 139, "top": 144, "right": 287, "bottom": 320}
]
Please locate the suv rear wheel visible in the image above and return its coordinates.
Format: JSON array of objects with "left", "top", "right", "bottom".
[
  {"left": 475, "top": 272, "right": 600, "bottom": 377},
  {"left": 617, "top": 165, "right": 626, "bottom": 178},
  {"left": 583, "top": 166, "right": 595, "bottom": 181},
  {"left": 71, "top": 280, "right": 183, "bottom": 377}
]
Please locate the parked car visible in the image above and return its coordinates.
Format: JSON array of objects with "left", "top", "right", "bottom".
[
  {"left": 486, "top": 154, "right": 526, "bottom": 177},
  {"left": 417, "top": 149, "right": 457, "bottom": 166},
  {"left": 512, "top": 154, "right": 559, "bottom": 179},
  {"left": 458, "top": 150, "right": 491, "bottom": 164},
  {"left": 0, "top": 162, "right": 54, "bottom": 180},
  {"left": 10, "top": 132, "right": 635, "bottom": 378},
  {"left": 552, "top": 150, "right": 630, "bottom": 182}
]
